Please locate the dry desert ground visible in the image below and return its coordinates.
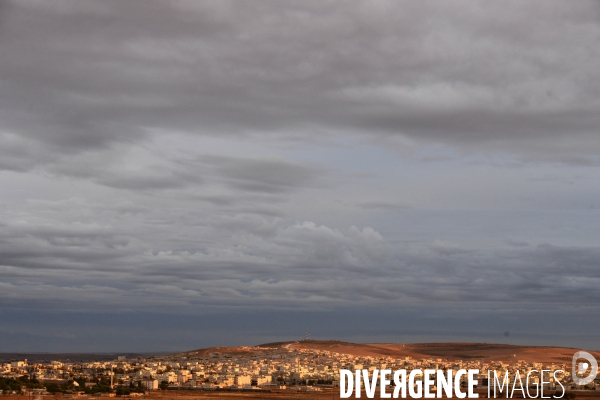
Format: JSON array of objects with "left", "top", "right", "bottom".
[{"left": 4, "top": 389, "right": 599, "bottom": 400}]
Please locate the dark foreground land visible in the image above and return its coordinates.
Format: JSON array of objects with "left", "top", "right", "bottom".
[
  {"left": 145, "top": 389, "right": 597, "bottom": 399},
  {"left": 3, "top": 390, "right": 598, "bottom": 400}
]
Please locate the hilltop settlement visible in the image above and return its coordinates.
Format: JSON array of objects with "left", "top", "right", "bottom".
[{"left": 1, "top": 341, "right": 599, "bottom": 396}]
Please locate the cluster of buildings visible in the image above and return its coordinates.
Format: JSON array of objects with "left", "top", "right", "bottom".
[{"left": 1, "top": 345, "right": 599, "bottom": 395}]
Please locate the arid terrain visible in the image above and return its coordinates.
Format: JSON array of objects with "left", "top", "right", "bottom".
[
  {"left": 175, "top": 340, "right": 599, "bottom": 364},
  {"left": 143, "top": 389, "right": 599, "bottom": 399},
  {"left": 4, "top": 389, "right": 599, "bottom": 400}
]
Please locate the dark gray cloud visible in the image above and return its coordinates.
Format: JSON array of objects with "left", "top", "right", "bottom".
[
  {"left": 354, "top": 201, "right": 410, "bottom": 211},
  {"left": 2, "top": 211, "right": 600, "bottom": 310},
  {"left": 199, "top": 155, "right": 324, "bottom": 194},
  {"left": 1, "top": 0, "right": 599, "bottom": 169},
  {"left": 1, "top": 0, "right": 599, "bottom": 351}
]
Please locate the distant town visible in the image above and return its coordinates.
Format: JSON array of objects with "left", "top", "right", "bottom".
[{"left": 1, "top": 342, "right": 599, "bottom": 397}]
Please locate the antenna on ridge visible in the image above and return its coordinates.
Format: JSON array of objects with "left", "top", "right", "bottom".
[{"left": 304, "top": 331, "right": 310, "bottom": 341}]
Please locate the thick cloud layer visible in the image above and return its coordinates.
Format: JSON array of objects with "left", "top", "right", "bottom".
[
  {"left": 2, "top": 1, "right": 600, "bottom": 165},
  {"left": 1, "top": 0, "right": 599, "bottom": 351}
]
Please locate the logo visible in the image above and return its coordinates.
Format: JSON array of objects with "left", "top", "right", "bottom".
[{"left": 572, "top": 351, "right": 598, "bottom": 386}]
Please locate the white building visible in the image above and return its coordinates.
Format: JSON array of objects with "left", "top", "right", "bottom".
[
  {"left": 235, "top": 375, "right": 251, "bottom": 386},
  {"left": 141, "top": 379, "right": 159, "bottom": 390},
  {"left": 255, "top": 375, "right": 272, "bottom": 386}
]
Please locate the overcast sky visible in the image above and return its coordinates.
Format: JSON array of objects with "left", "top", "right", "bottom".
[{"left": 1, "top": 0, "right": 600, "bottom": 353}]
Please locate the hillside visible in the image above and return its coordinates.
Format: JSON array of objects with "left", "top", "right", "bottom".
[{"left": 173, "top": 340, "right": 599, "bottom": 364}]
